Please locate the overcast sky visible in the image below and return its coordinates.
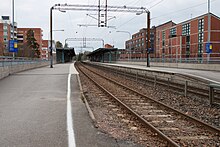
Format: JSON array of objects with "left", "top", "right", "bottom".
[{"left": 0, "top": 0, "right": 220, "bottom": 53}]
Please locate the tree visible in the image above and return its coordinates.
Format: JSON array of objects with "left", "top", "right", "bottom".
[
  {"left": 56, "top": 41, "right": 63, "bottom": 48},
  {"left": 26, "top": 29, "right": 40, "bottom": 58},
  {"left": 77, "top": 53, "right": 83, "bottom": 61},
  {"left": 0, "top": 43, "right": 5, "bottom": 56}
]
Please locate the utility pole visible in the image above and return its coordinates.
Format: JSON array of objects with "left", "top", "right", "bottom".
[
  {"left": 12, "top": 0, "right": 15, "bottom": 58},
  {"left": 50, "top": 6, "right": 53, "bottom": 68},
  {"left": 208, "top": 0, "right": 211, "bottom": 43},
  {"left": 98, "top": 0, "right": 100, "bottom": 27},
  {"left": 146, "top": 11, "right": 150, "bottom": 67},
  {"left": 105, "top": 0, "right": 107, "bottom": 27},
  {"left": 207, "top": 0, "right": 211, "bottom": 62}
]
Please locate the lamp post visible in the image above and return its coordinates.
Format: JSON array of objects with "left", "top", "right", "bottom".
[
  {"left": 50, "top": 5, "right": 66, "bottom": 68},
  {"left": 116, "top": 31, "right": 131, "bottom": 61}
]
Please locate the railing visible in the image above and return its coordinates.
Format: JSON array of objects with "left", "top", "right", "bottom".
[
  {"left": 117, "top": 53, "right": 220, "bottom": 64},
  {"left": 0, "top": 56, "right": 49, "bottom": 67}
]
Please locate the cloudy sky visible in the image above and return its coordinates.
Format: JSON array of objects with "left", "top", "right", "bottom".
[{"left": 0, "top": 0, "right": 220, "bottom": 53}]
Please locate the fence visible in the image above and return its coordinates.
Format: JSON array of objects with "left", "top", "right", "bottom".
[
  {"left": 0, "top": 56, "right": 49, "bottom": 67},
  {"left": 117, "top": 53, "right": 220, "bottom": 64},
  {"left": 0, "top": 56, "right": 49, "bottom": 80}
]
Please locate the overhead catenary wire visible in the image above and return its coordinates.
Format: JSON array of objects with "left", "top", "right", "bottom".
[
  {"left": 97, "top": 0, "right": 145, "bottom": 39},
  {"left": 148, "top": 0, "right": 165, "bottom": 10},
  {"left": 100, "top": 0, "right": 215, "bottom": 49},
  {"left": 102, "top": 0, "right": 162, "bottom": 33},
  {"left": 60, "top": 0, "right": 218, "bottom": 51},
  {"left": 151, "top": 0, "right": 218, "bottom": 20}
]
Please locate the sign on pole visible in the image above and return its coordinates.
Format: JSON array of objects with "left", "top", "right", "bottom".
[
  {"left": 206, "top": 43, "right": 212, "bottom": 53},
  {"left": 9, "top": 40, "right": 18, "bottom": 52}
]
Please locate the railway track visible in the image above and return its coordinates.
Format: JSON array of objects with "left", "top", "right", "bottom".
[
  {"left": 76, "top": 62, "right": 220, "bottom": 147},
  {"left": 86, "top": 62, "right": 220, "bottom": 103}
]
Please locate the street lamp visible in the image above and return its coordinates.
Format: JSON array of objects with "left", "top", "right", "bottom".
[
  {"left": 116, "top": 31, "right": 131, "bottom": 61},
  {"left": 50, "top": 5, "right": 66, "bottom": 68}
]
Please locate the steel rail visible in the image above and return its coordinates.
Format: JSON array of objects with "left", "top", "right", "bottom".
[
  {"left": 80, "top": 62, "right": 220, "bottom": 134},
  {"left": 88, "top": 63, "right": 220, "bottom": 102},
  {"left": 76, "top": 63, "right": 180, "bottom": 147}
]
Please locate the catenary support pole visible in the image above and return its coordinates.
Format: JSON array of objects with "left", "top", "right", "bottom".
[
  {"left": 147, "top": 12, "right": 150, "bottom": 67},
  {"left": 50, "top": 7, "right": 53, "bottom": 68},
  {"left": 147, "top": 11, "right": 150, "bottom": 67}
]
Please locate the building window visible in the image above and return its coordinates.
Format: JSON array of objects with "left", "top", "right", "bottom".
[
  {"left": 182, "top": 23, "right": 190, "bottom": 35},
  {"left": 3, "top": 32, "right": 8, "bottom": 36},
  {"left": 198, "top": 18, "right": 204, "bottom": 57},
  {"left": 170, "top": 28, "right": 176, "bottom": 36},
  {"left": 198, "top": 32, "right": 204, "bottom": 43},
  {"left": 198, "top": 44, "right": 203, "bottom": 56},
  {"left": 3, "top": 26, "right": 7, "bottom": 30},
  {"left": 162, "top": 31, "right": 165, "bottom": 40},
  {"left": 198, "top": 18, "right": 204, "bottom": 32},
  {"left": 162, "top": 41, "right": 165, "bottom": 47}
]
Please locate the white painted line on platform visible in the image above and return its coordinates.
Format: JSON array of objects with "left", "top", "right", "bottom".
[
  {"left": 67, "top": 63, "right": 76, "bottom": 147},
  {"left": 69, "top": 62, "right": 79, "bottom": 75}
]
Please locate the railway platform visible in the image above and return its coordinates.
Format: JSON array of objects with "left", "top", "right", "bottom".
[
  {"left": 0, "top": 62, "right": 142, "bottom": 147},
  {"left": 98, "top": 62, "right": 220, "bottom": 84}
]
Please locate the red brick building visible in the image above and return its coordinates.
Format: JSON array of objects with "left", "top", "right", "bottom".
[
  {"left": 0, "top": 23, "right": 10, "bottom": 56},
  {"left": 155, "top": 13, "right": 220, "bottom": 61},
  {"left": 121, "top": 13, "right": 220, "bottom": 61},
  {"left": 0, "top": 16, "right": 17, "bottom": 56},
  {"left": 123, "top": 27, "right": 155, "bottom": 59},
  {"left": 42, "top": 40, "right": 49, "bottom": 60},
  {"left": 17, "top": 28, "right": 43, "bottom": 58}
]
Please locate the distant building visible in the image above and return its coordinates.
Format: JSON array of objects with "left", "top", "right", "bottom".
[
  {"left": 17, "top": 28, "right": 43, "bottom": 48},
  {"left": 17, "top": 28, "right": 43, "bottom": 57},
  {"left": 104, "top": 44, "right": 114, "bottom": 48},
  {"left": 87, "top": 47, "right": 118, "bottom": 62},
  {"left": 155, "top": 21, "right": 176, "bottom": 58},
  {"left": 124, "top": 27, "right": 156, "bottom": 59},
  {"left": 155, "top": 13, "right": 220, "bottom": 60},
  {"left": 42, "top": 40, "right": 49, "bottom": 60},
  {"left": 121, "top": 12, "right": 220, "bottom": 61},
  {"left": 0, "top": 16, "right": 17, "bottom": 56}
]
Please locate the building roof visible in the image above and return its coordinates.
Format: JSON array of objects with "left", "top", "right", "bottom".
[
  {"left": 179, "top": 12, "right": 220, "bottom": 25},
  {"left": 87, "top": 48, "right": 118, "bottom": 56},
  {"left": 156, "top": 20, "right": 176, "bottom": 28},
  {"left": 156, "top": 12, "right": 220, "bottom": 30},
  {"left": 56, "top": 48, "right": 76, "bottom": 56}
]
